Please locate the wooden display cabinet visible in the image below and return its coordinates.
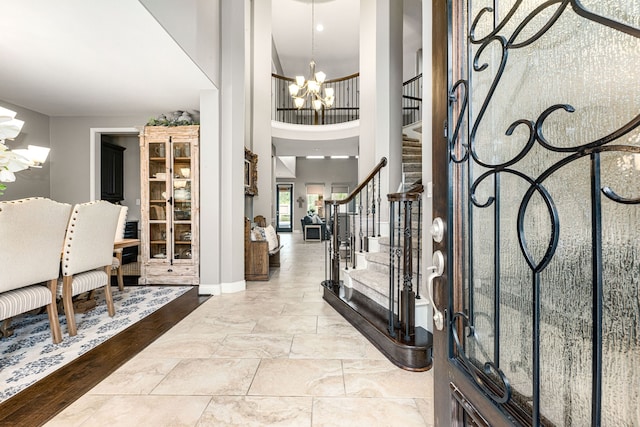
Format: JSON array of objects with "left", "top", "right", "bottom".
[{"left": 139, "top": 125, "right": 199, "bottom": 285}]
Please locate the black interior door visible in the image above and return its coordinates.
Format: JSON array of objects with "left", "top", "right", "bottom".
[
  {"left": 432, "top": 1, "right": 640, "bottom": 425},
  {"left": 101, "top": 138, "right": 125, "bottom": 203}
]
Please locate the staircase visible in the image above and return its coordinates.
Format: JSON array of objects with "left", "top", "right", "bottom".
[
  {"left": 322, "top": 163, "right": 431, "bottom": 370},
  {"left": 402, "top": 134, "right": 422, "bottom": 188},
  {"left": 324, "top": 232, "right": 431, "bottom": 371},
  {"left": 349, "top": 236, "right": 423, "bottom": 308}
]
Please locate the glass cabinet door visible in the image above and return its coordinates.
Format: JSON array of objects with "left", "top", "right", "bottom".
[
  {"left": 148, "top": 141, "right": 168, "bottom": 260},
  {"left": 172, "top": 140, "right": 192, "bottom": 262}
]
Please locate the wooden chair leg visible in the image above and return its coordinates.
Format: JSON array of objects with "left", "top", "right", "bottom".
[
  {"left": 47, "top": 279, "right": 62, "bottom": 344},
  {"left": 115, "top": 252, "right": 124, "bottom": 291},
  {"left": 104, "top": 266, "right": 116, "bottom": 317},
  {"left": 1, "top": 318, "right": 14, "bottom": 338},
  {"left": 62, "top": 276, "right": 77, "bottom": 336}
]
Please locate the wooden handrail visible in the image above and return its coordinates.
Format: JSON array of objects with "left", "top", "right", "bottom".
[
  {"left": 325, "top": 157, "right": 387, "bottom": 206},
  {"left": 403, "top": 73, "right": 423, "bottom": 85},
  {"left": 388, "top": 181, "right": 424, "bottom": 202}
]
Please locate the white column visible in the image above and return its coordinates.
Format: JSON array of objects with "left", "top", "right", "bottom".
[
  {"left": 251, "top": 0, "right": 274, "bottom": 225},
  {"left": 359, "top": 0, "right": 403, "bottom": 223},
  {"left": 200, "top": 0, "right": 248, "bottom": 295},
  {"left": 377, "top": 0, "right": 403, "bottom": 205},
  {"left": 359, "top": 0, "right": 376, "bottom": 182},
  {"left": 199, "top": 89, "right": 221, "bottom": 293}
]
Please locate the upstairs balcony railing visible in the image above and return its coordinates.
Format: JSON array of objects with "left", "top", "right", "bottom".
[
  {"left": 272, "top": 73, "right": 423, "bottom": 126},
  {"left": 272, "top": 73, "right": 360, "bottom": 125},
  {"left": 402, "top": 73, "right": 422, "bottom": 126}
]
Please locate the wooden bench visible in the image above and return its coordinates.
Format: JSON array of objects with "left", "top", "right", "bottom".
[{"left": 244, "top": 217, "right": 281, "bottom": 281}]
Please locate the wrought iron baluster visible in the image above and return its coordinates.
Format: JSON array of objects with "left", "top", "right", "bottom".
[
  {"left": 359, "top": 193, "right": 364, "bottom": 252},
  {"left": 402, "top": 200, "right": 414, "bottom": 341},
  {"left": 371, "top": 173, "right": 377, "bottom": 237},
  {"left": 377, "top": 169, "right": 382, "bottom": 236},
  {"left": 388, "top": 199, "right": 396, "bottom": 337},
  {"left": 350, "top": 213, "right": 356, "bottom": 269},
  {"left": 395, "top": 201, "right": 402, "bottom": 331},
  {"left": 366, "top": 182, "right": 370, "bottom": 250},
  {"left": 416, "top": 197, "right": 422, "bottom": 299}
]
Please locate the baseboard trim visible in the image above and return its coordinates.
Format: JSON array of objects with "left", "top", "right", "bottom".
[{"left": 199, "top": 280, "right": 246, "bottom": 295}]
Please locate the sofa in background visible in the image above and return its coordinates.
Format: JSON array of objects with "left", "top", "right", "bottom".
[{"left": 301, "top": 215, "right": 328, "bottom": 241}]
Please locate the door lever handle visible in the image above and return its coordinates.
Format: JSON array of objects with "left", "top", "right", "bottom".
[{"left": 426, "top": 250, "right": 445, "bottom": 330}]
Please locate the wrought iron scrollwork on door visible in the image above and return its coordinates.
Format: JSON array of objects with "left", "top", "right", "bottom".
[{"left": 449, "top": 0, "right": 639, "bottom": 424}]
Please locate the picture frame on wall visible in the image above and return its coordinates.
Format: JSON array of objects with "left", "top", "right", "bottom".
[
  {"left": 244, "top": 159, "right": 250, "bottom": 188},
  {"left": 244, "top": 148, "right": 258, "bottom": 196}
]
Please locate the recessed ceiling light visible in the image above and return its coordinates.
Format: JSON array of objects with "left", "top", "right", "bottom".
[
  {"left": 316, "top": 24, "right": 324, "bottom": 32},
  {"left": 306, "top": 155, "right": 325, "bottom": 159},
  {"left": 330, "top": 155, "right": 349, "bottom": 159}
]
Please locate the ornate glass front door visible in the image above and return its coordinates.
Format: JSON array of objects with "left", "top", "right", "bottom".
[{"left": 432, "top": 1, "right": 640, "bottom": 425}]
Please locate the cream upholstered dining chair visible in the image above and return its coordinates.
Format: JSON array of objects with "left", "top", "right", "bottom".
[
  {"left": 57, "top": 200, "right": 121, "bottom": 336},
  {"left": 0, "top": 198, "right": 72, "bottom": 344},
  {"left": 111, "top": 205, "right": 128, "bottom": 291}
]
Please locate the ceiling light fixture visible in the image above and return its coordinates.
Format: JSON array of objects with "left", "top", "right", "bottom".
[
  {"left": 288, "top": 0, "right": 334, "bottom": 111},
  {"left": 0, "top": 106, "right": 50, "bottom": 194}
]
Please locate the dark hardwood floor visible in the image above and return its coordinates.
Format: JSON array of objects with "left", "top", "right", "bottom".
[{"left": 0, "top": 286, "right": 207, "bottom": 427}]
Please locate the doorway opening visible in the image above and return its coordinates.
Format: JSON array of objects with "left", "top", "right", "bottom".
[{"left": 276, "top": 183, "right": 293, "bottom": 232}]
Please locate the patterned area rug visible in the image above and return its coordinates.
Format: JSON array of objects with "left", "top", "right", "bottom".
[{"left": 0, "top": 286, "right": 191, "bottom": 403}]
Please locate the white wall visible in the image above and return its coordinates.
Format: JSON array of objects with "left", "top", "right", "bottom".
[
  {"left": 0, "top": 100, "right": 51, "bottom": 201},
  {"left": 49, "top": 116, "right": 150, "bottom": 205},
  {"left": 277, "top": 157, "right": 359, "bottom": 231},
  {"left": 139, "top": 0, "right": 220, "bottom": 86}
]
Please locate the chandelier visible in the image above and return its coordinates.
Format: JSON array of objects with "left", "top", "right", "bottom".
[
  {"left": 0, "top": 106, "right": 50, "bottom": 194},
  {"left": 288, "top": 0, "right": 334, "bottom": 111}
]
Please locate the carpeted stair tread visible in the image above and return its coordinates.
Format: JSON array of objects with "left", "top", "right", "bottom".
[
  {"left": 349, "top": 268, "right": 390, "bottom": 306},
  {"left": 402, "top": 136, "right": 421, "bottom": 143},
  {"left": 365, "top": 252, "right": 423, "bottom": 281},
  {"left": 402, "top": 163, "right": 422, "bottom": 172},
  {"left": 404, "top": 172, "right": 422, "bottom": 181},
  {"left": 402, "top": 146, "right": 422, "bottom": 155},
  {"left": 403, "top": 154, "right": 422, "bottom": 162},
  {"left": 366, "top": 251, "right": 394, "bottom": 266}
]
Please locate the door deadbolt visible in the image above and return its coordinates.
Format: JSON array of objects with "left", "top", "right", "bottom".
[{"left": 430, "top": 217, "right": 444, "bottom": 243}]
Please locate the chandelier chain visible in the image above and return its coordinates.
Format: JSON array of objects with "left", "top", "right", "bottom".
[
  {"left": 311, "top": 0, "right": 315, "bottom": 61},
  {"left": 287, "top": 0, "right": 334, "bottom": 111}
]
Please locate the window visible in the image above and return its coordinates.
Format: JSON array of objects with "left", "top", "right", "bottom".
[
  {"left": 331, "top": 184, "right": 356, "bottom": 213},
  {"left": 330, "top": 184, "right": 349, "bottom": 201},
  {"left": 306, "top": 184, "right": 324, "bottom": 216}
]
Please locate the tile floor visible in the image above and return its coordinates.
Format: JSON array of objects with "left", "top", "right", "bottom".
[{"left": 45, "top": 232, "right": 434, "bottom": 426}]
